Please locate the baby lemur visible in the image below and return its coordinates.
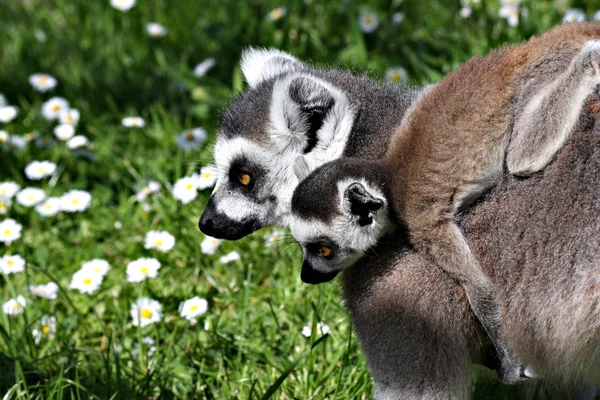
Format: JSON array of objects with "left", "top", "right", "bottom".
[{"left": 289, "top": 22, "right": 600, "bottom": 383}]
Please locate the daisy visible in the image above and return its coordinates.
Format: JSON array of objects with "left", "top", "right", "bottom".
[
  {"left": 0, "top": 182, "right": 19, "bottom": 199},
  {"left": 130, "top": 297, "right": 162, "bottom": 327},
  {"left": 110, "top": 0, "right": 136, "bottom": 12},
  {"left": 23, "top": 130, "right": 38, "bottom": 142},
  {"left": 385, "top": 67, "right": 408, "bottom": 85},
  {"left": 41, "top": 97, "right": 69, "bottom": 120},
  {"left": 0, "top": 254, "right": 25, "bottom": 274},
  {"left": 563, "top": 8, "right": 586, "bottom": 23},
  {"left": 499, "top": 3, "right": 521, "bottom": 27},
  {"left": 391, "top": 12, "right": 405, "bottom": 25},
  {"left": 144, "top": 230, "right": 175, "bottom": 252},
  {"left": 2, "top": 295, "right": 26, "bottom": 315},
  {"left": 0, "top": 197, "right": 10, "bottom": 215},
  {"left": 81, "top": 259, "right": 111, "bottom": 277},
  {"left": 301, "top": 322, "right": 330, "bottom": 337},
  {"left": 0, "top": 130, "right": 8, "bottom": 144},
  {"left": 0, "top": 106, "right": 18, "bottom": 123},
  {"left": 66, "top": 135, "right": 88, "bottom": 149},
  {"left": 359, "top": 11, "right": 379, "bottom": 34},
  {"left": 179, "top": 296, "right": 208, "bottom": 321},
  {"left": 593, "top": 11, "right": 600, "bottom": 22},
  {"left": 28, "top": 73, "right": 57, "bottom": 92},
  {"left": 0, "top": 219, "right": 22, "bottom": 244},
  {"left": 193, "top": 58, "right": 216, "bottom": 77},
  {"left": 195, "top": 165, "right": 218, "bottom": 190},
  {"left": 54, "top": 124, "right": 75, "bottom": 141},
  {"left": 267, "top": 7, "right": 287, "bottom": 21},
  {"left": 69, "top": 268, "right": 103, "bottom": 294},
  {"left": 135, "top": 180, "right": 160, "bottom": 202},
  {"left": 59, "top": 108, "right": 80, "bottom": 125},
  {"left": 126, "top": 257, "right": 161, "bottom": 282},
  {"left": 172, "top": 176, "right": 199, "bottom": 204},
  {"left": 176, "top": 127, "right": 207, "bottom": 150},
  {"left": 10, "top": 135, "right": 26, "bottom": 150},
  {"left": 200, "top": 235, "right": 222, "bottom": 255},
  {"left": 132, "top": 336, "right": 157, "bottom": 358},
  {"left": 32, "top": 315, "right": 56, "bottom": 344},
  {"left": 459, "top": 6, "right": 472, "bottom": 18},
  {"left": 25, "top": 160, "right": 57, "bottom": 180},
  {"left": 16, "top": 187, "right": 46, "bottom": 207},
  {"left": 146, "top": 22, "right": 167, "bottom": 37},
  {"left": 29, "top": 282, "right": 59, "bottom": 299},
  {"left": 219, "top": 251, "right": 241, "bottom": 264},
  {"left": 35, "top": 197, "right": 61, "bottom": 217},
  {"left": 265, "top": 230, "right": 286, "bottom": 247},
  {"left": 122, "top": 116, "right": 145, "bottom": 128},
  {"left": 60, "top": 190, "right": 92, "bottom": 212}
]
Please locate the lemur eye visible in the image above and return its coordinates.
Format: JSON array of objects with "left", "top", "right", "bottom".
[
  {"left": 318, "top": 246, "right": 333, "bottom": 258},
  {"left": 238, "top": 172, "right": 251, "bottom": 186}
]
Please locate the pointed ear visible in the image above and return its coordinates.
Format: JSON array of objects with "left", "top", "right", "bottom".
[
  {"left": 343, "top": 182, "right": 384, "bottom": 226},
  {"left": 293, "top": 155, "right": 311, "bottom": 182},
  {"left": 241, "top": 48, "right": 302, "bottom": 88}
]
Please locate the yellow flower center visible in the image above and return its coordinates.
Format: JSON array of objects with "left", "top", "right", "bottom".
[
  {"left": 185, "top": 132, "right": 195, "bottom": 141},
  {"left": 364, "top": 16, "right": 373, "bottom": 24},
  {"left": 3, "top": 229, "right": 11, "bottom": 236},
  {"left": 39, "top": 75, "right": 48, "bottom": 84},
  {"left": 12, "top": 304, "right": 21, "bottom": 311},
  {"left": 42, "top": 325, "right": 50, "bottom": 334},
  {"left": 39, "top": 167, "right": 46, "bottom": 174},
  {"left": 202, "top": 172, "right": 211, "bottom": 179},
  {"left": 0, "top": 189, "right": 5, "bottom": 194},
  {"left": 28, "top": 196, "right": 35, "bottom": 201},
  {"left": 72, "top": 199, "right": 79, "bottom": 204},
  {"left": 0, "top": 204, "right": 5, "bottom": 210},
  {"left": 141, "top": 308, "right": 153, "bottom": 319},
  {"left": 140, "top": 267, "right": 148, "bottom": 274},
  {"left": 6, "top": 259, "right": 14, "bottom": 266},
  {"left": 52, "top": 105, "right": 60, "bottom": 112},
  {"left": 391, "top": 73, "right": 401, "bottom": 83},
  {"left": 83, "top": 278, "right": 92, "bottom": 285},
  {"left": 190, "top": 305, "right": 198, "bottom": 312},
  {"left": 186, "top": 183, "right": 193, "bottom": 190},
  {"left": 44, "top": 203, "right": 52, "bottom": 209},
  {"left": 155, "top": 240, "right": 163, "bottom": 247}
]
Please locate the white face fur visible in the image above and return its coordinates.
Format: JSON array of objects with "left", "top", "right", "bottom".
[{"left": 289, "top": 178, "right": 394, "bottom": 275}]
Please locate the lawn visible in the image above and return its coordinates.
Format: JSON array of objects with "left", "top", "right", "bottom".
[{"left": 0, "top": 0, "right": 598, "bottom": 399}]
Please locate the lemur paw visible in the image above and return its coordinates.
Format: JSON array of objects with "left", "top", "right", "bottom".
[
  {"left": 573, "top": 40, "right": 600, "bottom": 81},
  {"left": 498, "top": 363, "right": 534, "bottom": 385}
]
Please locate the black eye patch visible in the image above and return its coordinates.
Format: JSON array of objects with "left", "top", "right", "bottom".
[{"left": 227, "top": 157, "right": 266, "bottom": 196}]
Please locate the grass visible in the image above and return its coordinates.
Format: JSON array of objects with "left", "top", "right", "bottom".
[{"left": 0, "top": 0, "right": 599, "bottom": 399}]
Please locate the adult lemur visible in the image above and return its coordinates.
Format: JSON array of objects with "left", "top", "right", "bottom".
[{"left": 290, "top": 23, "right": 600, "bottom": 383}]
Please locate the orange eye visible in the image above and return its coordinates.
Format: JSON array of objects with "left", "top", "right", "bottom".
[
  {"left": 318, "top": 246, "right": 332, "bottom": 258},
  {"left": 238, "top": 172, "right": 251, "bottom": 186}
]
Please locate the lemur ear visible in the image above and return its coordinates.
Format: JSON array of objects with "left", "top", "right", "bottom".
[
  {"left": 343, "top": 182, "right": 384, "bottom": 226},
  {"left": 293, "top": 155, "right": 311, "bottom": 182},
  {"left": 241, "top": 48, "right": 303, "bottom": 88}
]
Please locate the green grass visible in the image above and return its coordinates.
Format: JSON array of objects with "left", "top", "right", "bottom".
[{"left": 0, "top": 0, "right": 599, "bottom": 399}]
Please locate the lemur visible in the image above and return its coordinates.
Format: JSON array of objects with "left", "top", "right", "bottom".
[{"left": 289, "top": 23, "right": 600, "bottom": 383}]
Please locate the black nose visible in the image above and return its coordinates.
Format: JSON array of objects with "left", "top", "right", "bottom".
[
  {"left": 198, "top": 208, "right": 215, "bottom": 236},
  {"left": 300, "top": 261, "right": 340, "bottom": 285}
]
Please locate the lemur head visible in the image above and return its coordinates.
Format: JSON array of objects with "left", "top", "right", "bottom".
[
  {"left": 199, "top": 48, "right": 356, "bottom": 240},
  {"left": 289, "top": 159, "right": 394, "bottom": 284}
]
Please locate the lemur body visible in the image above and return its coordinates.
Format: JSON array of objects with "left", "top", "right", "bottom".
[{"left": 291, "top": 23, "right": 600, "bottom": 383}]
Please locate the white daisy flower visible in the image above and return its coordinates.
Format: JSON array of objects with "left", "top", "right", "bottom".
[
  {"left": 81, "top": 259, "right": 111, "bottom": 277},
  {"left": 0, "top": 106, "right": 18, "bottom": 123},
  {"left": 25, "top": 160, "right": 57, "bottom": 180},
  {"left": 132, "top": 336, "right": 157, "bottom": 358},
  {"left": 0, "top": 196, "right": 10, "bottom": 215},
  {"left": 0, "top": 182, "right": 20, "bottom": 199},
  {"left": 10, "top": 135, "right": 26, "bottom": 150},
  {"left": 179, "top": 296, "right": 208, "bottom": 321},
  {"left": 135, "top": 180, "right": 161, "bottom": 202},
  {"left": 0, "top": 254, "right": 25, "bottom": 275},
  {"left": 176, "top": 127, "right": 207, "bottom": 150},
  {"left": 28, "top": 73, "right": 57, "bottom": 92},
  {"left": 563, "top": 8, "right": 586, "bottom": 23},
  {"left": 0, "top": 130, "right": 8, "bottom": 144},
  {"left": 195, "top": 165, "right": 218, "bottom": 190},
  {"left": 126, "top": 257, "right": 161, "bottom": 282},
  {"left": 219, "top": 251, "right": 241, "bottom": 264},
  {"left": 17, "top": 187, "right": 46, "bottom": 207},
  {"left": 41, "top": 97, "right": 69, "bottom": 121},
  {"left": 130, "top": 297, "right": 162, "bottom": 327},
  {"left": 593, "top": 10, "right": 600, "bottom": 22},
  {"left": 32, "top": 315, "right": 56, "bottom": 344},
  {"left": 359, "top": 11, "right": 379, "bottom": 33},
  {"left": 110, "top": 0, "right": 136, "bottom": 12},
  {"left": 29, "top": 282, "right": 59, "bottom": 300},
  {"left": 60, "top": 190, "right": 92, "bottom": 212},
  {"left": 35, "top": 197, "right": 61, "bottom": 217},
  {"left": 301, "top": 322, "right": 330, "bottom": 337},
  {"left": 59, "top": 108, "right": 80, "bottom": 125},
  {"left": 23, "top": 130, "right": 38, "bottom": 142},
  {"left": 385, "top": 67, "right": 408, "bottom": 85},
  {"left": 0, "top": 219, "right": 22, "bottom": 244},
  {"left": 193, "top": 58, "right": 216, "bottom": 77},
  {"left": 459, "top": 6, "right": 472, "bottom": 18},
  {"left": 200, "top": 235, "right": 222, "bottom": 255},
  {"left": 499, "top": 4, "right": 521, "bottom": 27},
  {"left": 69, "top": 268, "right": 103, "bottom": 294},
  {"left": 265, "top": 230, "right": 286, "bottom": 247},
  {"left": 146, "top": 22, "right": 167, "bottom": 37},
  {"left": 144, "top": 230, "right": 175, "bottom": 252},
  {"left": 121, "top": 116, "right": 145, "bottom": 127},
  {"left": 267, "top": 7, "right": 287, "bottom": 21},
  {"left": 53, "top": 124, "right": 75, "bottom": 141},
  {"left": 0, "top": 93, "right": 6, "bottom": 107},
  {"left": 391, "top": 12, "right": 405, "bottom": 24},
  {"left": 172, "top": 176, "right": 199, "bottom": 204},
  {"left": 66, "top": 135, "right": 88, "bottom": 149},
  {"left": 2, "top": 295, "right": 26, "bottom": 315}
]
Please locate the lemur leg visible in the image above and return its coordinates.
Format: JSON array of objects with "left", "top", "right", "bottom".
[
  {"left": 507, "top": 40, "right": 600, "bottom": 176},
  {"left": 410, "top": 218, "right": 524, "bottom": 384}
]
